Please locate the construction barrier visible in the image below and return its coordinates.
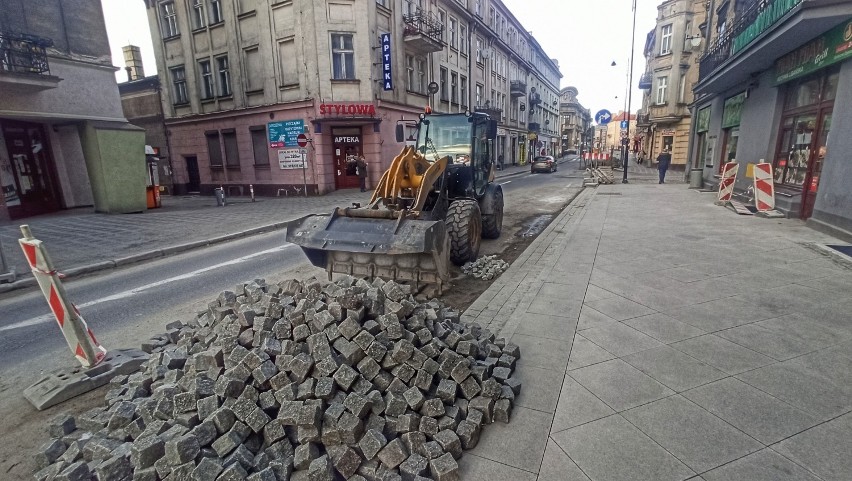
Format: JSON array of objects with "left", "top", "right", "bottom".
[
  {"left": 717, "top": 162, "right": 739, "bottom": 203},
  {"left": 583, "top": 152, "right": 611, "bottom": 162},
  {"left": 18, "top": 225, "right": 106, "bottom": 368},
  {"left": 753, "top": 162, "right": 775, "bottom": 212}
]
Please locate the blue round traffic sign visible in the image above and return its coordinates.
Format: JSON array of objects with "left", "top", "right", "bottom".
[{"left": 595, "top": 109, "right": 613, "bottom": 125}]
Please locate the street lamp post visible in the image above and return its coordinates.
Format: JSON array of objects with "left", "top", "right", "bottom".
[{"left": 623, "top": 0, "right": 638, "bottom": 184}]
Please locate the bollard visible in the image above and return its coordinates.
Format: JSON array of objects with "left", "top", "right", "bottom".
[
  {"left": 18, "top": 225, "right": 106, "bottom": 367},
  {"left": 250, "top": 184, "right": 255, "bottom": 202},
  {"left": 214, "top": 187, "right": 226, "bottom": 206}
]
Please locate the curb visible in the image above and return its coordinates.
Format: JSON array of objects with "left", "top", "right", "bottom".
[{"left": 0, "top": 221, "right": 292, "bottom": 295}]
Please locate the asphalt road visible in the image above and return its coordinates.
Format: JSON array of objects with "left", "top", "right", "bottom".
[{"left": 0, "top": 158, "right": 585, "bottom": 372}]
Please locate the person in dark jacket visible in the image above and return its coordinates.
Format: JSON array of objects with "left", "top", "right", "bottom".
[
  {"left": 656, "top": 148, "right": 672, "bottom": 184},
  {"left": 356, "top": 155, "right": 368, "bottom": 192}
]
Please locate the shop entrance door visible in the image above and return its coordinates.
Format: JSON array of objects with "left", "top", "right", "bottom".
[
  {"left": 801, "top": 110, "right": 831, "bottom": 219},
  {"left": 332, "top": 128, "right": 362, "bottom": 190},
  {"left": 1, "top": 122, "right": 60, "bottom": 219}
]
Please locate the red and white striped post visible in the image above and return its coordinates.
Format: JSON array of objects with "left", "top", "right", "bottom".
[
  {"left": 717, "top": 162, "right": 739, "bottom": 204},
  {"left": 753, "top": 161, "right": 775, "bottom": 212},
  {"left": 18, "top": 225, "right": 106, "bottom": 368}
]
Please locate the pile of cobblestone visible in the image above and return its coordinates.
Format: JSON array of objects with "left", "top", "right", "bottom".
[
  {"left": 461, "top": 256, "right": 509, "bottom": 281},
  {"left": 34, "top": 276, "right": 521, "bottom": 481}
]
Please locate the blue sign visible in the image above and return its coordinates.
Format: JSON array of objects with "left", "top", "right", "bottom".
[
  {"left": 268, "top": 119, "right": 305, "bottom": 148},
  {"left": 594, "top": 109, "right": 612, "bottom": 125},
  {"left": 620, "top": 120, "right": 629, "bottom": 129},
  {"left": 381, "top": 33, "right": 393, "bottom": 91}
]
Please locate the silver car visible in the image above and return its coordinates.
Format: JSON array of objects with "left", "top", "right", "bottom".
[{"left": 531, "top": 155, "right": 557, "bottom": 173}]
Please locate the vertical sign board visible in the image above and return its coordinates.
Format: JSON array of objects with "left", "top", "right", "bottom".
[
  {"left": 381, "top": 33, "right": 393, "bottom": 91},
  {"left": 278, "top": 149, "right": 306, "bottom": 169},
  {"left": 268, "top": 119, "right": 305, "bottom": 148}
]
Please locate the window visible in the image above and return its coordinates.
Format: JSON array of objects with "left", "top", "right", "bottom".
[
  {"left": 222, "top": 130, "right": 239, "bottom": 168},
  {"left": 199, "top": 60, "right": 214, "bottom": 99},
  {"left": 376, "top": 0, "right": 389, "bottom": 8},
  {"left": 216, "top": 56, "right": 231, "bottom": 96},
  {"left": 244, "top": 48, "right": 263, "bottom": 91},
  {"left": 206, "top": 131, "right": 222, "bottom": 166},
  {"left": 406, "top": 55, "right": 415, "bottom": 92},
  {"left": 331, "top": 34, "right": 355, "bottom": 80},
  {"left": 417, "top": 58, "right": 426, "bottom": 95},
  {"left": 683, "top": 21, "right": 692, "bottom": 49},
  {"left": 404, "top": 0, "right": 422, "bottom": 16},
  {"left": 660, "top": 24, "right": 672, "bottom": 55},
  {"left": 475, "top": 83, "right": 482, "bottom": 106},
  {"left": 656, "top": 76, "right": 668, "bottom": 105},
  {"left": 161, "top": 2, "right": 179, "bottom": 38},
  {"left": 278, "top": 39, "right": 298, "bottom": 86},
  {"left": 170, "top": 66, "right": 188, "bottom": 104},
  {"left": 440, "top": 67, "right": 448, "bottom": 101},
  {"left": 475, "top": 0, "right": 482, "bottom": 17},
  {"left": 451, "top": 72, "right": 458, "bottom": 104},
  {"left": 678, "top": 72, "right": 687, "bottom": 103},
  {"left": 209, "top": 0, "right": 223, "bottom": 24},
  {"left": 192, "top": 0, "right": 205, "bottom": 29},
  {"left": 489, "top": 7, "right": 495, "bottom": 28},
  {"left": 460, "top": 75, "right": 468, "bottom": 107},
  {"left": 405, "top": 55, "right": 426, "bottom": 94},
  {"left": 250, "top": 127, "right": 269, "bottom": 166},
  {"left": 449, "top": 18, "right": 457, "bottom": 49},
  {"left": 475, "top": 37, "right": 482, "bottom": 63},
  {"left": 459, "top": 24, "right": 467, "bottom": 55}
]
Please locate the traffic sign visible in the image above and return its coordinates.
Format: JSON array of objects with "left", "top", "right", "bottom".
[
  {"left": 620, "top": 120, "right": 629, "bottom": 129},
  {"left": 297, "top": 133, "right": 309, "bottom": 148},
  {"left": 594, "top": 109, "right": 613, "bottom": 125}
]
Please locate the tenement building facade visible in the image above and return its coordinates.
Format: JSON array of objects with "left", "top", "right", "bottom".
[
  {"left": 558, "top": 87, "right": 592, "bottom": 157},
  {"left": 143, "top": 0, "right": 561, "bottom": 195}
]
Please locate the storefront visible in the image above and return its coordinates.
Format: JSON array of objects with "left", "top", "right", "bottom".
[
  {"left": 0, "top": 120, "right": 61, "bottom": 220},
  {"left": 331, "top": 128, "right": 363, "bottom": 190},
  {"left": 718, "top": 92, "right": 744, "bottom": 173}
]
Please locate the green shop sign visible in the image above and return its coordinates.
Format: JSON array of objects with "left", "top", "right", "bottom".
[
  {"left": 697, "top": 106, "right": 711, "bottom": 133},
  {"left": 732, "top": 0, "right": 803, "bottom": 55},
  {"left": 722, "top": 93, "right": 746, "bottom": 129},
  {"left": 775, "top": 19, "right": 852, "bottom": 85}
]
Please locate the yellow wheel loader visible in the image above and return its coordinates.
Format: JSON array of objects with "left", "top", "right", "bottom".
[{"left": 285, "top": 111, "right": 504, "bottom": 293}]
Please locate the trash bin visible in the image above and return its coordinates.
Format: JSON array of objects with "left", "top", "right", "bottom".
[{"left": 689, "top": 168, "right": 704, "bottom": 189}]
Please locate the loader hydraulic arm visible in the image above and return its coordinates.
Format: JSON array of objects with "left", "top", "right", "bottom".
[{"left": 369, "top": 145, "right": 448, "bottom": 215}]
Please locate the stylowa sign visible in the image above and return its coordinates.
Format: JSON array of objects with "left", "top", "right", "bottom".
[{"left": 319, "top": 103, "right": 377, "bottom": 116}]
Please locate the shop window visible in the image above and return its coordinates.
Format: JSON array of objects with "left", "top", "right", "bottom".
[
  {"left": 784, "top": 77, "right": 821, "bottom": 109},
  {"left": 331, "top": 34, "right": 355, "bottom": 80},
  {"left": 250, "top": 127, "right": 269, "bottom": 166},
  {"left": 222, "top": 130, "right": 239, "bottom": 168},
  {"left": 720, "top": 128, "right": 739, "bottom": 168},
  {"left": 774, "top": 114, "right": 816, "bottom": 186},
  {"left": 206, "top": 131, "right": 223, "bottom": 167},
  {"left": 662, "top": 136, "right": 673, "bottom": 153}
]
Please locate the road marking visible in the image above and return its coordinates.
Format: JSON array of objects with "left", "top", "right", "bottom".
[
  {"left": 499, "top": 180, "right": 512, "bottom": 185},
  {"left": 0, "top": 245, "right": 295, "bottom": 332}
]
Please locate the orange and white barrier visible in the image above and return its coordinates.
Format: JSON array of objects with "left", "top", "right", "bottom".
[
  {"left": 18, "top": 225, "right": 106, "bottom": 368},
  {"left": 717, "top": 162, "right": 739, "bottom": 202},
  {"left": 753, "top": 162, "right": 774, "bottom": 212},
  {"left": 583, "top": 152, "right": 610, "bottom": 162}
]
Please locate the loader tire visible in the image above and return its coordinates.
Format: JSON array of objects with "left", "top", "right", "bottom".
[
  {"left": 480, "top": 184, "right": 503, "bottom": 239},
  {"left": 446, "top": 199, "right": 482, "bottom": 266}
]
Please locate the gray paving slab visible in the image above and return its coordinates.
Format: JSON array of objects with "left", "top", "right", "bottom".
[
  {"left": 701, "top": 448, "right": 823, "bottom": 481},
  {"left": 566, "top": 335, "right": 616, "bottom": 371},
  {"left": 513, "top": 311, "right": 581, "bottom": 341},
  {"left": 622, "top": 346, "right": 727, "bottom": 393},
  {"left": 568, "top": 359, "right": 674, "bottom": 412},
  {"left": 774, "top": 413, "right": 852, "bottom": 481},
  {"left": 584, "top": 294, "right": 657, "bottom": 322},
  {"left": 508, "top": 333, "right": 572, "bottom": 372},
  {"left": 623, "top": 313, "right": 706, "bottom": 344},
  {"left": 577, "top": 321, "right": 664, "bottom": 358},
  {"left": 622, "top": 395, "right": 762, "bottom": 474},
  {"left": 469, "top": 406, "right": 551, "bottom": 473},
  {"left": 682, "top": 377, "right": 819, "bottom": 445},
  {"left": 714, "top": 324, "right": 824, "bottom": 361},
  {"left": 551, "top": 376, "right": 615, "bottom": 434},
  {"left": 511, "top": 364, "right": 565, "bottom": 413},
  {"left": 663, "top": 297, "right": 779, "bottom": 333},
  {"left": 459, "top": 453, "right": 538, "bottom": 481},
  {"left": 756, "top": 313, "right": 852, "bottom": 348},
  {"left": 537, "top": 438, "right": 591, "bottom": 481},
  {"left": 551, "top": 414, "right": 695, "bottom": 481},
  {"left": 670, "top": 335, "right": 775, "bottom": 375},
  {"left": 576, "top": 306, "right": 618, "bottom": 331}
]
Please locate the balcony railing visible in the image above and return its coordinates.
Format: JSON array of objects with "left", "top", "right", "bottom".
[
  {"left": 638, "top": 72, "right": 652, "bottom": 90},
  {"left": 510, "top": 80, "right": 526, "bottom": 97},
  {"left": 402, "top": 10, "right": 444, "bottom": 53},
  {"left": 528, "top": 122, "right": 541, "bottom": 132},
  {"left": 475, "top": 106, "right": 503, "bottom": 120},
  {"left": 699, "top": 0, "right": 803, "bottom": 80},
  {"left": 0, "top": 31, "right": 53, "bottom": 75},
  {"left": 636, "top": 113, "right": 650, "bottom": 126}
]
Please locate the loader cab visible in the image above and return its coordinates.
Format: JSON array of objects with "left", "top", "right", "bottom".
[{"left": 396, "top": 112, "right": 496, "bottom": 199}]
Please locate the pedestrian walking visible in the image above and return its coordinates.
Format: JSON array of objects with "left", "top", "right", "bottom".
[
  {"left": 656, "top": 148, "right": 671, "bottom": 184},
  {"left": 638, "top": 150, "right": 646, "bottom": 165},
  {"left": 356, "top": 155, "right": 368, "bottom": 192}
]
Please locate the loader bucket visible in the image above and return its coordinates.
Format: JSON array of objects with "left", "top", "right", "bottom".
[{"left": 286, "top": 209, "right": 449, "bottom": 292}]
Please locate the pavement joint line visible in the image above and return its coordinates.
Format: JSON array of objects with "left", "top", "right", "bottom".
[{"left": 463, "top": 452, "right": 540, "bottom": 476}]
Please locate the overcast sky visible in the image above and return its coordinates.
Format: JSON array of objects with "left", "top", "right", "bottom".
[{"left": 102, "top": 0, "right": 659, "bottom": 118}]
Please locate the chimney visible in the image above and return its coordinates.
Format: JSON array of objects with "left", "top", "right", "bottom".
[{"left": 122, "top": 45, "right": 145, "bottom": 81}]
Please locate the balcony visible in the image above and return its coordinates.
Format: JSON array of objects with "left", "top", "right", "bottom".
[
  {"left": 638, "top": 72, "right": 652, "bottom": 90},
  {"left": 475, "top": 105, "right": 503, "bottom": 121},
  {"left": 402, "top": 11, "right": 444, "bottom": 54},
  {"left": 510, "top": 80, "right": 526, "bottom": 97},
  {"left": 0, "top": 31, "right": 61, "bottom": 91},
  {"left": 529, "top": 92, "right": 542, "bottom": 106},
  {"left": 636, "top": 112, "right": 651, "bottom": 127},
  {"left": 696, "top": 0, "right": 852, "bottom": 95},
  {"left": 528, "top": 122, "right": 541, "bottom": 133}
]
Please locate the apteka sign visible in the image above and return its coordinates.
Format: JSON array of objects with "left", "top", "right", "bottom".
[{"left": 381, "top": 33, "right": 393, "bottom": 91}]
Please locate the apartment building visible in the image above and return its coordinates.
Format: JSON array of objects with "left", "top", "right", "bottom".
[
  {"left": 690, "top": 0, "right": 852, "bottom": 234},
  {"left": 636, "top": 0, "right": 707, "bottom": 168},
  {"left": 0, "top": 0, "right": 146, "bottom": 220},
  {"left": 558, "top": 86, "right": 592, "bottom": 156},
  {"left": 143, "top": 0, "right": 561, "bottom": 195}
]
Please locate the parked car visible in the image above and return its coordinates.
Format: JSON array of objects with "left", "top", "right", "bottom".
[{"left": 531, "top": 155, "right": 557, "bottom": 173}]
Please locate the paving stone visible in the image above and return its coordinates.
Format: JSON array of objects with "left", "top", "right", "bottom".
[
  {"left": 334, "top": 364, "right": 360, "bottom": 391},
  {"left": 397, "top": 413, "right": 421, "bottom": 433},
  {"left": 504, "top": 377, "right": 522, "bottom": 395},
  {"left": 217, "top": 462, "right": 249, "bottom": 480},
  {"left": 344, "top": 392, "right": 373, "bottom": 419},
  {"left": 433, "top": 429, "right": 462, "bottom": 459},
  {"left": 377, "top": 438, "right": 409, "bottom": 469},
  {"left": 329, "top": 445, "right": 362, "bottom": 478},
  {"left": 48, "top": 415, "right": 77, "bottom": 438},
  {"left": 422, "top": 441, "right": 444, "bottom": 460},
  {"left": 247, "top": 466, "right": 277, "bottom": 481},
  {"left": 418, "top": 416, "right": 439, "bottom": 437},
  {"left": 54, "top": 461, "right": 91, "bottom": 481},
  {"left": 399, "top": 453, "right": 429, "bottom": 481},
  {"left": 358, "top": 429, "right": 387, "bottom": 460},
  {"left": 458, "top": 376, "right": 481, "bottom": 400},
  {"left": 165, "top": 434, "right": 200, "bottom": 465},
  {"left": 429, "top": 452, "right": 460, "bottom": 481},
  {"left": 468, "top": 396, "right": 495, "bottom": 424},
  {"left": 403, "top": 387, "right": 425, "bottom": 411},
  {"left": 337, "top": 411, "right": 365, "bottom": 444},
  {"left": 494, "top": 398, "right": 512, "bottom": 423},
  {"left": 95, "top": 454, "right": 132, "bottom": 481},
  {"left": 400, "top": 431, "right": 427, "bottom": 458},
  {"left": 491, "top": 366, "right": 512, "bottom": 382},
  {"left": 308, "top": 454, "right": 335, "bottom": 481},
  {"left": 35, "top": 439, "right": 66, "bottom": 469},
  {"left": 455, "top": 420, "right": 480, "bottom": 449},
  {"left": 294, "top": 442, "right": 320, "bottom": 470}
]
